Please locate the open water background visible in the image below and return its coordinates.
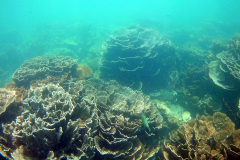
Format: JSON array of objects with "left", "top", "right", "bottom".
[{"left": 0, "top": 0, "right": 240, "bottom": 87}]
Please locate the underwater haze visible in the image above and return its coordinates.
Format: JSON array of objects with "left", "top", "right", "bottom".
[
  {"left": 1, "top": 1, "right": 240, "bottom": 34},
  {"left": 2, "top": 0, "right": 240, "bottom": 159},
  {"left": 0, "top": 0, "right": 240, "bottom": 87}
]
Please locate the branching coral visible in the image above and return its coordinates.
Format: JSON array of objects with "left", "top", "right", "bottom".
[{"left": 212, "top": 37, "right": 240, "bottom": 87}]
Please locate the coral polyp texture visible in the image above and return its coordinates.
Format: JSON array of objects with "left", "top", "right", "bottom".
[
  {"left": 12, "top": 56, "right": 78, "bottom": 87},
  {"left": 99, "top": 26, "right": 176, "bottom": 93},
  {"left": 163, "top": 112, "right": 240, "bottom": 160},
  {"left": 0, "top": 76, "right": 163, "bottom": 159}
]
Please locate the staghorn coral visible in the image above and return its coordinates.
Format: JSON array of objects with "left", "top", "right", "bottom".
[
  {"left": 163, "top": 112, "right": 240, "bottom": 160},
  {"left": 0, "top": 78, "right": 163, "bottom": 159},
  {"left": 12, "top": 56, "right": 78, "bottom": 87},
  {"left": 100, "top": 26, "right": 176, "bottom": 94}
]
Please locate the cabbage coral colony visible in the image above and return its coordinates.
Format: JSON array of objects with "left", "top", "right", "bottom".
[
  {"left": 0, "top": 56, "right": 163, "bottom": 159},
  {"left": 99, "top": 27, "right": 176, "bottom": 94},
  {"left": 1, "top": 28, "right": 240, "bottom": 160}
]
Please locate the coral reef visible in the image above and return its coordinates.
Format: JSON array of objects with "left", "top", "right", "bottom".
[
  {"left": 216, "top": 37, "right": 240, "bottom": 81},
  {"left": 5, "top": 82, "right": 28, "bottom": 104},
  {"left": 150, "top": 99, "right": 171, "bottom": 115},
  {"left": 176, "top": 48, "right": 225, "bottom": 116},
  {"left": 0, "top": 89, "right": 16, "bottom": 115},
  {"left": 99, "top": 26, "right": 176, "bottom": 93},
  {"left": 76, "top": 64, "right": 93, "bottom": 79},
  {"left": 208, "top": 60, "right": 234, "bottom": 90},
  {"left": 12, "top": 56, "right": 78, "bottom": 87},
  {"left": 163, "top": 112, "right": 240, "bottom": 160},
  {"left": 207, "top": 37, "right": 240, "bottom": 121},
  {"left": 2, "top": 29, "right": 240, "bottom": 160},
  {"left": 0, "top": 87, "right": 23, "bottom": 130},
  {"left": 208, "top": 36, "right": 240, "bottom": 91},
  {"left": 0, "top": 77, "right": 163, "bottom": 159}
]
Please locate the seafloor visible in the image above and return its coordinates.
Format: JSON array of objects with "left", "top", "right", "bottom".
[{"left": 1, "top": 26, "right": 240, "bottom": 160}]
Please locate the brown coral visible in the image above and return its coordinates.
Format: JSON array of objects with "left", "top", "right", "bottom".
[
  {"left": 0, "top": 89, "right": 15, "bottom": 115},
  {"left": 12, "top": 56, "right": 78, "bottom": 87},
  {"left": 0, "top": 78, "right": 163, "bottom": 159},
  {"left": 163, "top": 112, "right": 239, "bottom": 160},
  {"left": 5, "top": 82, "right": 28, "bottom": 103},
  {"left": 76, "top": 64, "right": 93, "bottom": 79}
]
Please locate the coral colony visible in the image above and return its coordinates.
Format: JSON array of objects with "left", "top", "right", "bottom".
[{"left": 1, "top": 27, "right": 240, "bottom": 159}]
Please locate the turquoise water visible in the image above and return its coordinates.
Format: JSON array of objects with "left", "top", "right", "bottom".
[
  {"left": 1, "top": 1, "right": 240, "bottom": 159},
  {"left": 1, "top": 0, "right": 240, "bottom": 31},
  {"left": 0, "top": 1, "right": 239, "bottom": 87}
]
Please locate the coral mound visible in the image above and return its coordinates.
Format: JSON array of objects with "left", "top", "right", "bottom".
[
  {"left": 100, "top": 26, "right": 176, "bottom": 93},
  {"left": 12, "top": 56, "right": 78, "bottom": 87},
  {"left": 0, "top": 78, "right": 163, "bottom": 159},
  {"left": 163, "top": 112, "right": 240, "bottom": 160}
]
